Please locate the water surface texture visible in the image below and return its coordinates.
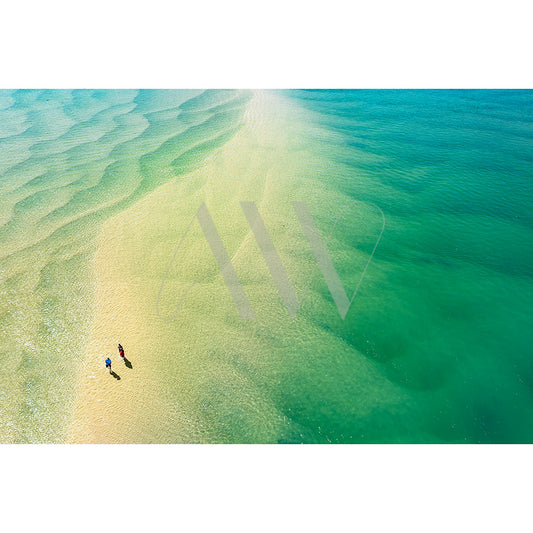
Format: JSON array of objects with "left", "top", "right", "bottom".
[{"left": 0, "top": 89, "right": 531, "bottom": 443}]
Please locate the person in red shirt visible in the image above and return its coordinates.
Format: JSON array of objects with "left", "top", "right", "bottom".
[{"left": 118, "top": 343, "right": 125, "bottom": 361}]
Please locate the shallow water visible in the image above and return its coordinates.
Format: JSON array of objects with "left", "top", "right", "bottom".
[
  {"left": 1, "top": 89, "right": 532, "bottom": 443},
  {"left": 0, "top": 89, "right": 251, "bottom": 442}
]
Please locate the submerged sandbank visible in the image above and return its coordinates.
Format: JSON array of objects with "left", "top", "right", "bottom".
[{"left": 68, "top": 91, "right": 401, "bottom": 443}]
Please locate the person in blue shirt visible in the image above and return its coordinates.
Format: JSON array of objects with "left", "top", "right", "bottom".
[{"left": 105, "top": 357, "right": 112, "bottom": 373}]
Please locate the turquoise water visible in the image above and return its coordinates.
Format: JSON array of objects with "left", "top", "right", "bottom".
[
  {"left": 1, "top": 89, "right": 532, "bottom": 443},
  {"left": 0, "top": 90, "right": 251, "bottom": 442},
  {"left": 280, "top": 90, "right": 533, "bottom": 442}
]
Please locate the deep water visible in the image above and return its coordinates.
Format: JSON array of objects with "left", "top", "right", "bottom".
[{"left": 280, "top": 89, "right": 533, "bottom": 442}]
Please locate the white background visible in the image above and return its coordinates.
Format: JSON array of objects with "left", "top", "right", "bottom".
[
  {"left": 0, "top": 1, "right": 531, "bottom": 531},
  {"left": 1, "top": 0, "right": 532, "bottom": 87}
]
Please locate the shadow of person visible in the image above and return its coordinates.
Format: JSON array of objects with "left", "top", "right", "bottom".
[
  {"left": 124, "top": 358, "right": 133, "bottom": 369},
  {"left": 110, "top": 371, "right": 121, "bottom": 380}
]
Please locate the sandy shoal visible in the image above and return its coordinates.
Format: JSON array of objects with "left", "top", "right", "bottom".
[{"left": 67, "top": 90, "right": 354, "bottom": 443}]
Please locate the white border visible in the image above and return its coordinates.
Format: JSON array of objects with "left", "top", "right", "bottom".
[
  {"left": 1, "top": 445, "right": 530, "bottom": 532},
  {"left": 0, "top": 0, "right": 531, "bottom": 87}
]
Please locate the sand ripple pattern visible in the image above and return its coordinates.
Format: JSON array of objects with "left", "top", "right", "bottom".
[{"left": 0, "top": 89, "right": 251, "bottom": 443}]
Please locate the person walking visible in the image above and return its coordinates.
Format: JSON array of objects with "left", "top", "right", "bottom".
[
  {"left": 118, "top": 343, "right": 125, "bottom": 361},
  {"left": 105, "top": 357, "right": 112, "bottom": 373}
]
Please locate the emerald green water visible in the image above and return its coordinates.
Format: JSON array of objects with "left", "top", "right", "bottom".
[
  {"left": 1, "top": 89, "right": 532, "bottom": 443},
  {"left": 281, "top": 90, "right": 533, "bottom": 442}
]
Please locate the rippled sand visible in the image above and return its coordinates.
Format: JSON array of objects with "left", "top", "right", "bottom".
[{"left": 0, "top": 90, "right": 255, "bottom": 442}]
